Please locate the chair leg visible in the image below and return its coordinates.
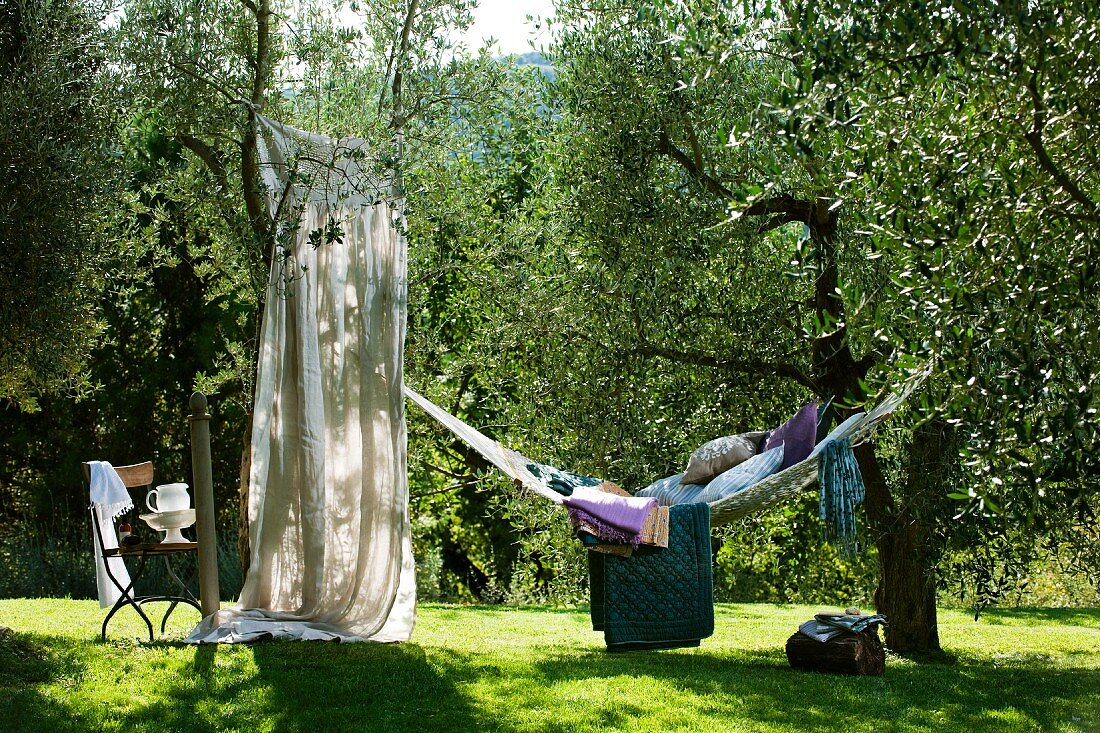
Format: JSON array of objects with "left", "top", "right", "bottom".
[
  {"left": 102, "top": 553, "right": 154, "bottom": 642},
  {"left": 161, "top": 600, "right": 179, "bottom": 634},
  {"left": 163, "top": 555, "right": 200, "bottom": 605},
  {"left": 102, "top": 596, "right": 155, "bottom": 643},
  {"left": 159, "top": 555, "right": 202, "bottom": 634}
]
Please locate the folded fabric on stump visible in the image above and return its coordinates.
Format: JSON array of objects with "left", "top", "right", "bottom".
[
  {"left": 815, "top": 612, "right": 887, "bottom": 634},
  {"left": 589, "top": 503, "right": 714, "bottom": 652},
  {"left": 799, "top": 613, "right": 888, "bottom": 642}
]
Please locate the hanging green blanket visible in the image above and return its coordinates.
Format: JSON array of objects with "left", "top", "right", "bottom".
[{"left": 589, "top": 503, "right": 714, "bottom": 652}]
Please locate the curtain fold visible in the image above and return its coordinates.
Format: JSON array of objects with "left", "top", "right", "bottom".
[{"left": 187, "top": 115, "right": 414, "bottom": 644}]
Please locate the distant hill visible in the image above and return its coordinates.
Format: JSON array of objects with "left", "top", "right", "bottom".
[{"left": 511, "top": 51, "right": 555, "bottom": 80}]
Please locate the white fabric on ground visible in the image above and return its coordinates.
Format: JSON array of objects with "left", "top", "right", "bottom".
[
  {"left": 187, "top": 115, "right": 414, "bottom": 644},
  {"left": 88, "top": 461, "right": 133, "bottom": 608}
]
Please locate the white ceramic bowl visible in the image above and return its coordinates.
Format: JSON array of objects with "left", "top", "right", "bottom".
[{"left": 140, "top": 509, "right": 196, "bottom": 543}]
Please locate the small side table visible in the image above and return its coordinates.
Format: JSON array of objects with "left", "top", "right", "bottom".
[{"left": 101, "top": 542, "right": 201, "bottom": 642}]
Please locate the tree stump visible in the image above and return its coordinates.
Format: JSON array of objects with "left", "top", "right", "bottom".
[{"left": 785, "top": 629, "right": 885, "bottom": 676}]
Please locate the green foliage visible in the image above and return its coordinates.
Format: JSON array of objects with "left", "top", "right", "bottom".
[
  {"left": 769, "top": 0, "right": 1100, "bottom": 490},
  {"left": 778, "top": 0, "right": 1100, "bottom": 606},
  {"left": 0, "top": 106, "right": 255, "bottom": 554},
  {"left": 0, "top": 0, "right": 121, "bottom": 405},
  {"left": 714, "top": 496, "right": 878, "bottom": 605},
  {"left": 0, "top": 527, "right": 243, "bottom": 601},
  {"left": 647, "top": 0, "right": 1100, "bottom": 617},
  {"left": 2, "top": 0, "right": 1096, "bottom": 617},
  {"left": 403, "top": 55, "right": 564, "bottom": 600}
]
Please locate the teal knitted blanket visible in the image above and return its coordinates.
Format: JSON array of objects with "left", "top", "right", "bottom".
[
  {"left": 817, "top": 437, "right": 866, "bottom": 558},
  {"left": 527, "top": 461, "right": 601, "bottom": 496},
  {"left": 589, "top": 503, "right": 714, "bottom": 651}
]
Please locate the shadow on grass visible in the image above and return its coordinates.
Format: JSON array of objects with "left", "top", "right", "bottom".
[
  {"left": 0, "top": 630, "right": 90, "bottom": 733},
  {"left": 4, "top": 625, "right": 1098, "bottom": 733},
  {"left": 3, "top": 634, "right": 483, "bottom": 733},
  {"left": 514, "top": 647, "right": 1099, "bottom": 733},
  {"left": 237, "top": 636, "right": 1098, "bottom": 733},
  {"left": 247, "top": 641, "right": 485, "bottom": 732},
  {"left": 114, "top": 641, "right": 486, "bottom": 733},
  {"left": 976, "top": 607, "right": 1100, "bottom": 629},
  {"left": 887, "top": 647, "right": 958, "bottom": 665}
]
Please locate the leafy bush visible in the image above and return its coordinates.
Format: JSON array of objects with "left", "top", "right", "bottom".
[{"left": 0, "top": 521, "right": 242, "bottom": 601}]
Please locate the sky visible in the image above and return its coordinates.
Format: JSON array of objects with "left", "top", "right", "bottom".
[{"left": 457, "top": 0, "right": 555, "bottom": 55}]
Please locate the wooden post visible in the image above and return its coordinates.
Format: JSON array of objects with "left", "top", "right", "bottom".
[{"left": 189, "top": 392, "right": 220, "bottom": 618}]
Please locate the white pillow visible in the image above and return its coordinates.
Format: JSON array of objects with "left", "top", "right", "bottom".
[{"left": 681, "top": 431, "right": 767, "bottom": 485}]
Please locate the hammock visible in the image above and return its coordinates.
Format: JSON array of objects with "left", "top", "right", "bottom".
[{"left": 405, "top": 366, "right": 930, "bottom": 527}]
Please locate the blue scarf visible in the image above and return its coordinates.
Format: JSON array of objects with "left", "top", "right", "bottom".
[{"left": 817, "top": 438, "right": 866, "bottom": 558}]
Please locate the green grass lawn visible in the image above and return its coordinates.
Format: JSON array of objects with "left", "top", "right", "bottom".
[{"left": 1, "top": 600, "right": 1097, "bottom": 732}]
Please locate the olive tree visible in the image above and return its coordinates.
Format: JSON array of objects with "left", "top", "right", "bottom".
[
  {"left": 653, "top": 0, "right": 1099, "bottom": 642},
  {"left": 0, "top": 0, "right": 122, "bottom": 407}
]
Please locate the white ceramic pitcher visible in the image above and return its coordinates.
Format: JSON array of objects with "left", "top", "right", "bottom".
[{"left": 147, "top": 483, "right": 190, "bottom": 513}]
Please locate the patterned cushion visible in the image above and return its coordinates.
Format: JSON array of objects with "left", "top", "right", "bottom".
[
  {"left": 763, "top": 401, "right": 818, "bottom": 471},
  {"left": 635, "top": 473, "right": 706, "bottom": 507},
  {"left": 680, "top": 432, "right": 766, "bottom": 485},
  {"left": 694, "top": 445, "right": 786, "bottom": 504}
]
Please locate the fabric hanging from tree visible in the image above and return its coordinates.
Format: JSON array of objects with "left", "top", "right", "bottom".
[{"left": 187, "top": 115, "right": 415, "bottom": 643}]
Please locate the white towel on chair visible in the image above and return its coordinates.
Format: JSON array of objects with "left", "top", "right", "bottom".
[{"left": 88, "top": 461, "right": 134, "bottom": 608}]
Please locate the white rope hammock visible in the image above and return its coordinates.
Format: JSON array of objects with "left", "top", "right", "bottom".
[{"left": 405, "top": 365, "right": 930, "bottom": 527}]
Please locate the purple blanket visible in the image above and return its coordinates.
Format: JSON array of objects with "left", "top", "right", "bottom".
[{"left": 563, "top": 486, "right": 657, "bottom": 536}]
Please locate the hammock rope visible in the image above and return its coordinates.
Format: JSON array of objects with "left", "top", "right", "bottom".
[{"left": 405, "top": 366, "right": 930, "bottom": 528}]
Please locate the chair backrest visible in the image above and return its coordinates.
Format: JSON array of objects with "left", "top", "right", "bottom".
[
  {"left": 83, "top": 462, "right": 155, "bottom": 559},
  {"left": 81, "top": 461, "right": 155, "bottom": 489}
]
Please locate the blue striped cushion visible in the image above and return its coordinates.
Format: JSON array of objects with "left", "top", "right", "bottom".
[
  {"left": 694, "top": 445, "right": 786, "bottom": 504},
  {"left": 635, "top": 473, "right": 707, "bottom": 506}
]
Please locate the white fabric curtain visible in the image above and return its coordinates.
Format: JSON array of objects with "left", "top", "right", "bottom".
[{"left": 188, "top": 115, "right": 415, "bottom": 643}]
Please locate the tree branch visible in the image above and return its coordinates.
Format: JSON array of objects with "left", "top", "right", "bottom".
[
  {"left": 757, "top": 211, "right": 808, "bottom": 233},
  {"left": 159, "top": 58, "right": 239, "bottom": 103},
  {"left": 635, "top": 339, "right": 819, "bottom": 392},
  {"left": 389, "top": 0, "right": 420, "bottom": 134},
  {"left": 1024, "top": 69, "right": 1099, "bottom": 220},
  {"left": 656, "top": 129, "right": 734, "bottom": 200},
  {"left": 422, "top": 461, "right": 476, "bottom": 482},
  {"left": 176, "top": 133, "right": 229, "bottom": 192},
  {"left": 743, "top": 194, "right": 814, "bottom": 222},
  {"left": 241, "top": 0, "right": 272, "bottom": 246}
]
